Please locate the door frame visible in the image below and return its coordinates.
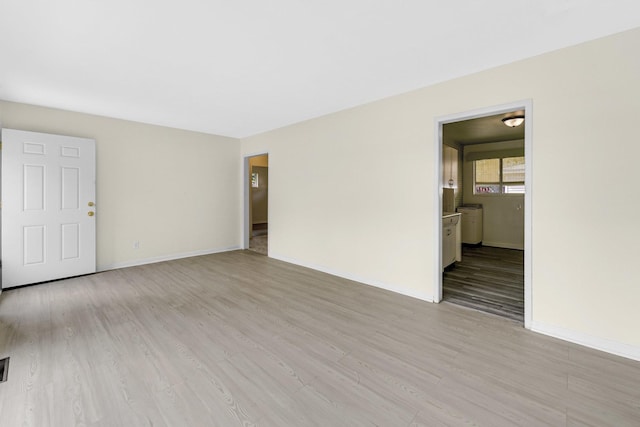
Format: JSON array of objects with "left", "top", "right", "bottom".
[
  {"left": 433, "top": 100, "right": 533, "bottom": 329},
  {"left": 242, "top": 152, "right": 269, "bottom": 250}
]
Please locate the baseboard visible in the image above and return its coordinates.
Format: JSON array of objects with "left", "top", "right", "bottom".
[
  {"left": 482, "top": 241, "right": 524, "bottom": 250},
  {"left": 270, "top": 253, "right": 433, "bottom": 302},
  {"left": 531, "top": 321, "right": 640, "bottom": 362},
  {"left": 98, "top": 246, "right": 241, "bottom": 272}
]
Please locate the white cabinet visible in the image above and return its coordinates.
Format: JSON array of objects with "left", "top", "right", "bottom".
[
  {"left": 442, "top": 213, "right": 461, "bottom": 270},
  {"left": 457, "top": 206, "right": 483, "bottom": 244}
]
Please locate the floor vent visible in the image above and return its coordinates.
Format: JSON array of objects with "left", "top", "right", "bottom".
[{"left": 0, "top": 357, "right": 9, "bottom": 383}]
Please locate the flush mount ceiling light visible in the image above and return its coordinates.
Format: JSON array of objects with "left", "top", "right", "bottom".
[{"left": 502, "top": 115, "right": 525, "bottom": 127}]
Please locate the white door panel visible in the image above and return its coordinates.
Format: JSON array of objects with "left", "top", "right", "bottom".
[{"left": 2, "top": 129, "right": 96, "bottom": 288}]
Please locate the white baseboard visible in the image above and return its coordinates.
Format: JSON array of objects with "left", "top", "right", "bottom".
[
  {"left": 482, "top": 241, "right": 524, "bottom": 250},
  {"left": 531, "top": 321, "right": 640, "bottom": 362},
  {"left": 98, "top": 246, "right": 240, "bottom": 272},
  {"left": 270, "top": 253, "right": 433, "bottom": 302}
]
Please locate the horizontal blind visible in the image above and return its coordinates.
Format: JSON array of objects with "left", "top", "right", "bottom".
[
  {"left": 475, "top": 158, "right": 500, "bottom": 183},
  {"left": 503, "top": 156, "right": 525, "bottom": 183}
]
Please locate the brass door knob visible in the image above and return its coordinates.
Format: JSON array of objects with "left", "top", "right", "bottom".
[
  {"left": 88, "top": 202, "right": 95, "bottom": 207},
  {"left": 88, "top": 211, "right": 95, "bottom": 217}
]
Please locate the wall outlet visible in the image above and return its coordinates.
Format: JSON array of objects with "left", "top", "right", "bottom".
[{"left": 133, "top": 241, "right": 140, "bottom": 249}]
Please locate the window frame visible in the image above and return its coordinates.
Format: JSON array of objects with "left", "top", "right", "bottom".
[{"left": 473, "top": 156, "right": 525, "bottom": 195}]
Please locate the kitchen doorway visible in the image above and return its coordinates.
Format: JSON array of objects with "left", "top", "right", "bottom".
[{"left": 434, "top": 101, "right": 532, "bottom": 328}]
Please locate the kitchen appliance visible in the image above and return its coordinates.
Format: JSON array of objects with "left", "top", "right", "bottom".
[{"left": 457, "top": 205, "right": 483, "bottom": 244}]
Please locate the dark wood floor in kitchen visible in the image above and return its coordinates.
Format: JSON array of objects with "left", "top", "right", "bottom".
[{"left": 443, "top": 245, "right": 524, "bottom": 322}]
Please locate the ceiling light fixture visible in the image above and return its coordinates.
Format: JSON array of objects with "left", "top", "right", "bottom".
[{"left": 502, "top": 115, "right": 525, "bottom": 127}]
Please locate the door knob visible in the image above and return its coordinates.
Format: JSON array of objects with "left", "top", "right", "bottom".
[
  {"left": 88, "top": 211, "right": 95, "bottom": 217},
  {"left": 88, "top": 201, "right": 95, "bottom": 207}
]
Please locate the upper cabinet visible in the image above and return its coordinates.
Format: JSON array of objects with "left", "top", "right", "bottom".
[{"left": 443, "top": 145, "right": 458, "bottom": 190}]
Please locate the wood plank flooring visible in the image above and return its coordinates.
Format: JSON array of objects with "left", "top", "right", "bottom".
[
  {"left": 1, "top": 250, "right": 639, "bottom": 426},
  {"left": 443, "top": 245, "right": 524, "bottom": 322}
]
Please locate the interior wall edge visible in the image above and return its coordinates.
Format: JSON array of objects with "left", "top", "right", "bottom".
[
  {"left": 97, "top": 245, "right": 241, "bottom": 272},
  {"left": 270, "top": 253, "right": 434, "bottom": 303}
]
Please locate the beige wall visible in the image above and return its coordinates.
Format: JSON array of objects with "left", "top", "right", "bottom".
[
  {"left": 242, "top": 27, "right": 640, "bottom": 355},
  {"left": 0, "top": 101, "right": 241, "bottom": 270}
]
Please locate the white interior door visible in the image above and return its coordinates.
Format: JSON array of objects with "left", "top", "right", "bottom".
[{"left": 1, "top": 129, "right": 96, "bottom": 288}]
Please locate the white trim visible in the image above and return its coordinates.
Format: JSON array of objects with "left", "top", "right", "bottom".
[
  {"left": 523, "top": 103, "right": 533, "bottom": 330},
  {"left": 97, "top": 246, "right": 239, "bottom": 271},
  {"left": 434, "top": 99, "right": 533, "bottom": 329},
  {"left": 243, "top": 156, "right": 250, "bottom": 249},
  {"left": 271, "top": 253, "right": 433, "bottom": 302},
  {"left": 433, "top": 124, "right": 443, "bottom": 302},
  {"left": 531, "top": 321, "right": 640, "bottom": 362}
]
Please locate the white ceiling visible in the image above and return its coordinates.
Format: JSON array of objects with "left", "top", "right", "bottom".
[{"left": 1, "top": 1, "right": 639, "bottom": 138}]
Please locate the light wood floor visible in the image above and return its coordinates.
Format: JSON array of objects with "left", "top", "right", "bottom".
[
  {"left": 1, "top": 251, "right": 639, "bottom": 426},
  {"left": 443, "top": 245, "right": 524, "bottom": 322}
]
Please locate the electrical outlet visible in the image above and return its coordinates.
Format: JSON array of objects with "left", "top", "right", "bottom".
[{"left": 133, "top": 241, "right": 140, "bottom": 249}]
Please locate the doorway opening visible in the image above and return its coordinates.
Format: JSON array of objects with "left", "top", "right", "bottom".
[
  {"left": 244, "top": 154, "right": 269, "bottom": 255},
  {"left": 434, "top": 101, "right": 532, "bottom": 328}
]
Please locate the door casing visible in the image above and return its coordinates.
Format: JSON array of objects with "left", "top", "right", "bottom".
[{"left": 433, "top": 100, "right": 533, "bottom": 329}]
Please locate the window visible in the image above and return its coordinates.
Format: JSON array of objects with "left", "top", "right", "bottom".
[
  {"left": 251, "top": 172, "right": 259, "bottom": 188},
  {"left": 474, "top": 156, "right": 525, "bottom": 194}
]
